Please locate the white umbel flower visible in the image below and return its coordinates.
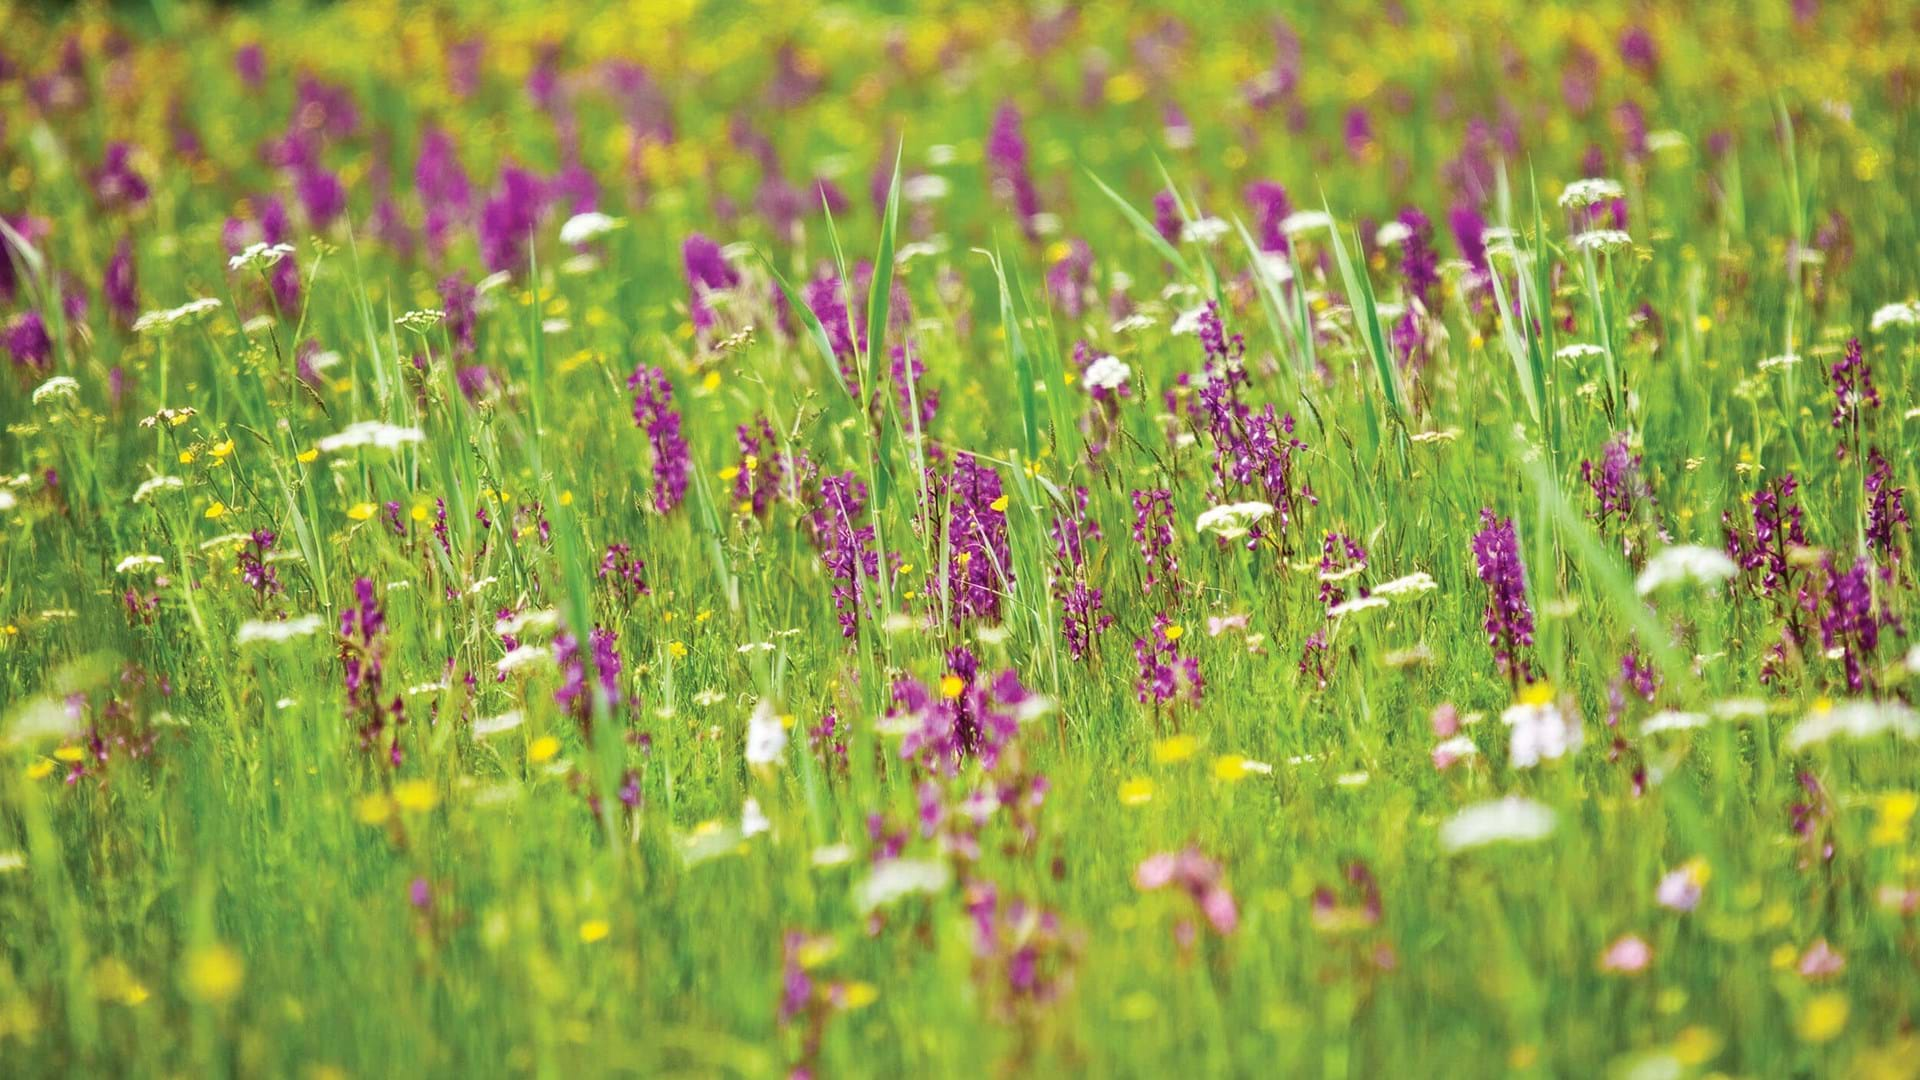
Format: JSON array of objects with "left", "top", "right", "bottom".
[
  {"left": 1082, "top": 354, "right": 1132, "bottom": 392},
  {"left": 1195, "top": 501, "right": 1275, "bottom": 541},
  {"left": 1636, "top": 545, "right": 1739, "bottom": 595},
  {"left": 317, "top": 420, "right": 427, "bottom": 453},
  {"left": 1558, "top": 177, "right": 1624, "bottom": 209},
  {"left": 745, "top": 698, "right": 787, "bottom": 767},
  {"left": 1439, "top": 797, "right": 1557, "bottom": 852},
  {"left": 558, "top": 211, "right": 621, "bottom": 246}
]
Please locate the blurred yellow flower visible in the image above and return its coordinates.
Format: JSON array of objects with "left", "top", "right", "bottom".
[
  {"left": 529, "top": 736, "right": 561, "bottom": 763},
  {"left": 1119, "top": 777, "right": 1155, "bottom": 806},
  {"left": 392, "top": 779, "right": 438, "bottom": 812},
  {"left": 1153, "top": 734, "right": 1197, "bottom": 763},
  {"left": 578, "top": 919, "right": 610, "bottom": 944},
  {"left": 346, "top": 502, "right": 377, "bottom": 521},
  {"left": 182, "top": 944, "right": 244, "bottom": 1004},
  {"left": 204, "top": 501, "right": 227, "bottom": 520},
  {"left": 1871, "top": 791, "right": 1918, "bottom": 845},
  {"left": 1797, "top": 992, "right": 1848, "bottom": 1043}
]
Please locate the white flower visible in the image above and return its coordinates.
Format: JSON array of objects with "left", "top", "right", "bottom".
[
  {"left": 1640, "top": 710, "right": 1710, "bottom": 736},
  {"left": 115, "top": 554, "right": 164, "bottom": 574},
  {"left": 1572, "top": 229, "right": 1634, "bottom": 254},
  {"left": 1870, "top": 301, "right": 1920, "bottom": 333},
  {"left": 1758, "top": 352, "right": 1802, "bottom": 371},
  {"left": 0, "top": 491, "right": 15, "bottom": 512},
  {"left": 1180, "top": 217, "right": 1230, "bottom": 245},
  {"left": 558, "top": 211, "right": 621, "bottom": 246},
  {"left": 1372, "top": 571, "right": 1438, "bottom": 596},
  {"left": 1329, "top": 594, "right": 1389, "bottom": 617},
  {"left": 745, "top": 698, "right": 787, "bottom": 767},
  {"left": 741, "top": 797, "right": 770, "bottom": 838},
  {"left": 1169, "top": 304, "right": 1209, "bottom": 336},
  {"left": 471, "top": 711, "right": 525, "bottom": 739},
  {"left": 1712, "top": 698, "right": 1769, "bottom": 720},
  {"left": 1439, "top": 797, "right": 1557, "bottom": 852},
  {"left": 1254, "top": 251, "right": 1293, "bottom": 284},
  {"left": 1195, "top": 501, "right": 1275, "bottom": 540},
  {"left": 811, "top": 843, "right": 857, "bottom": 867},
  {"left": 1374, "top": 220, "right": 1412, "bottom": 247},
  {"left": 132, "top": 476, "right": 184, "bottom": 503},
  {"left": 1082, "top": 354, "right": 1132, "bottom": 391},
  {"left": 394, "top": 309, "right": 445, "bottom": 333},
  {"left": 1636, "top": 545, "right": 1739, "bottom": 595},
  {"left": 1787, "top": 700, "right": 1920, "bottom": 751},
  {"left": 853, "top": 858, "right": 952, "bottom": 912},
  {"left": 132, "top": 297, "right": 223, "bottom": 334},
  {"left": 495, "top": 645, "right": 552, "bottom": 674},
  {"left": 1110, "top": 312, "right": 1157, "bottom": 335},
  {"left": 227, "top": 242, "right": 296, "bottom": 273},
  {"left": 495, "top": 609, "right": 560, "bottom": 638},
  {"left": 1555, "top": 343, "right": 1607, "bottom": 363},
  {"left": 236, "top": 614, "right": 326, "bottom": 645},
  {"left": 316, "top": 420, "right": 427, "bottom": 453},
  {"left": 31, "top": 376, "right": 79, "bottom": 405},
  {"left": 1558, "top": 177, "right": 1625, "bottom": 209},
  {"left": 1279, "top": 210, "right": 1334, "bottom": 235},
  {"left": 1502, "top": 699, "right": 1584, "bottom": 767},
  {"left": 903, "top": 175, "right": 951, "bottom": 203}
]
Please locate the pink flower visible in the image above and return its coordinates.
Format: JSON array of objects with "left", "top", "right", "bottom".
[
  {"left": 1655, "top": 863, "right": 1704, "bottom": 913},
  {"left": 1799, "top": 939, "right": 1845, "bottom": 979},
  {"left": 1601, "top": 934, "right": 1652, "bottom": 973}
]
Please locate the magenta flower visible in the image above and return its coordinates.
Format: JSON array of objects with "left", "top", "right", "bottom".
[
  {"left": 628, "top": 364, "right": 689, "bottom": 514},
  {"left": 1134, "top": 848, "right": 1238, "bottom": 935},
  {"left": 1471, "top": 509, "right": 1535, "bottom": 684}
]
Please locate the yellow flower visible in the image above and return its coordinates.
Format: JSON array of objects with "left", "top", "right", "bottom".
[
  {"left": 1153, "top": 734, "right": 1197, "bottom": 763},
  {"left": 182, "top": 944, "right": 244, "bottom": 1004},
  {"left": 53, "top": 745, "right": 85, "bottom": 763},
  {"left": 1871, "top": 791, "right": 1918, "bottom": 845},
  {"left": 1670, "top": 1026, "right": 1721, "bottom": 1066},
  {"left": 1212, "top": 754, "right": 1272, "bottom": 782},
  {"left": 839, "top": 981, "right": 879, "bottom": 1010},
  {"left": 1162, "top": 624, "right": 1184, "bottom": 642},
  {"left": 558, "top": 490, "right": 574, "bottom": 507},
  {"left": 204, "top": 501, "right": 227, "bottom": 520},
  {"left": 667, "top": 641, "right": 688, "bottom": 659},
  {"left": 1118, "top": 777, "right": 1155, "bottom": 806},
  {"left": 578, "top": 919, "right": 611, "bottom": 944},
  {"left": 940, "top": 674, "right": 966, "bottom": 699},
  {"left": 179, "top": 449, "right": 196, "bottom": 464},
  {"left": 1797, "top": 992, "right": 1848, "bottom": 1043},
  {"left": 718, "top": 466, "right": 742, "bottom": 481},
  {"left": 355, "top": 794, "right": 393, "bottom": 825},
  {"left": 296, "top": 448, "right": 319, "bottom": 463},
  {"left": 209, "top": 439, "right": 235, "bottom": 461},
  {"left": 1519, "top": 681, "right": 1555, "bottom": 706},
  {"left": 529, "top": 736, "right": 561, "bottom": 763},
  {"left": 410, "top": 503, "right": 430, "bottom": 523},
  {"left": 989, "top": 495, "right": 1009, "bottom": 512},
  {"left": 25, "top": 759, "right": 55, "bottom": 780},
  {"left": 392, "top": 779, "right": 439, "bottom": 813},
  {"left": 700, "top": 370, "right": 722, "bottom": 393},
  {"left": 346, "top": 502, "right": 377, "bottom": 521}
]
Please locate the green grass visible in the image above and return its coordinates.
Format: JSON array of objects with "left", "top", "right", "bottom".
[{"left": 3, "top": 2, "right": 1920, "bottom": 1077}]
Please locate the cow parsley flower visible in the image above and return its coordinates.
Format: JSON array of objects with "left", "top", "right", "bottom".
[
  {"left": 1439, "top": 797, "right": 1557, "bottom": 852},
  {"left": 1558, "top": 177, "right": 1625, "bottom": 209},
  {"left": 227, "top": 242, "right": 296, "bottom": 273}
]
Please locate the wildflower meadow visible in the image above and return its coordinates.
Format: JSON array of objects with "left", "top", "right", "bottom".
[{"left": 6, "top": 2, "right": 1920, "bottom": 1076}]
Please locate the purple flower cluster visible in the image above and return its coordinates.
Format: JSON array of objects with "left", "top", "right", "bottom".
[
  {"left": 1245, "top": 180, "right": 1292, "bottom": 253},
  {"left": 986, "top": 102, "right": 1041, "bottom": 237},
  {"left": 1187, "top": 306, "right": 1315, "bottom": 549},
  {"left": 1134, "top": 613, "right": 1202, "bottom": 706},
  {"left": 891, "top": 656, "right": 1035, "bottom": 775},
  {"left": 339, "top": 578, "right": 403, "bottom": 764},
  {"left": 1470, "top": 509, "right": 1535, "bottom": 684},
  {"left": 1817, "top": 555, "right": 1899, "bottom": 692},
  {"left": 682, "top": 232, "right": 739, "bottom": 337},
  {"left": 944, "top": 453, "right": 1012, "bottom": 625},
  {"left": 238, "top": 529, "right": 282, "bottom": 600},
  {"left": 1829, "top": 336, "right": 1879, "bottom": 459},
  {"left": 1130, "top": 488, "right": 1178, "bottom": 598},
  {"left": 818, "top": 472, "right": 879, "bottom": 638},
  {"left": 1865, "top": 448, "right": 1910, "bottom": 564},
  {"left": 554, "top": 625, "right": 623, "bottom": 734},
  {"left": 628, "top": 364, "right": 689, "bottom": 513},
  {"left": 1724, "top": 474, "right": 1809, "bottom": 598}
]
